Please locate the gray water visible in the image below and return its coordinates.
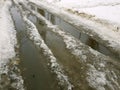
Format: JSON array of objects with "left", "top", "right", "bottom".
[
  {"left": 10, "top": 5, "right": 61, "bottom": 90},
  {"left": 28, "top": 15, "right": 96, "bottom": 90},
  {"left": 9, "top": 2, "right": 119, "bottom": 90},
  {"left": 36, "top": 8, "right": 119, "bottom": 60}
]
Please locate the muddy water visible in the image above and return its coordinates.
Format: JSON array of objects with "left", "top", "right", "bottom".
[
  {"left": 10, "top": 5, "right": 60, "bottom": 90},
  {"left": 28, "top": 15, "right": 94, "bottom": 90},
  {"left": 36, "top": 8, "right": 118, "bottom": 60}
]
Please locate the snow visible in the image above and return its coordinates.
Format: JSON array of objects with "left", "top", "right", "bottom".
[
  {"left": 77, "top": 5, "right": 120, "bottom": 24},
  {"left": 58, "top": 0, "right": 120, "bottom": 32},
  {"left": 24, "top": 4, "right": 120, "bottom": 89},
  {"left": 12, "top": 0, "right": 120, "bottom": 89},
  {"left": 0, "top": 0, "right": 18, "bottom": 76},
  {"left": 28, "top": 0, "right": 120, "bottom": 57},
  {"left": 0, "top": 0, "right": 16, "bottom": 68},
  {"left": 24, "top": 17, "right": 73, "bottom": 90},
  {"left": 0, "top": 0, "right": 24, "bottom": 90},
  {"left": 55, "top": 0, "right": 120, "bottom": 8},
  {"left": 39, "top": 0, "right": 120, "bottom": 31},
  {"left": 87, "top": 64, "right": 107, "bottom": 90},
  {"left": 14, "top": 1, "right": 73, "bottom": 89}
]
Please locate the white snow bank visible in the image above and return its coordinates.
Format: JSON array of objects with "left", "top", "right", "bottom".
[
  {"left": 43, "top": 0, "right": 120, "bottom": 8},
  {"left": 29, "top": 0, "right": 120, "bottom": 25},
  {"left": 39, "top": 0, "right": 120, "bottom": 31},
  {"left": 0, "top": 0, "right": 16, "bottom": 70},
  {"left": 77, "top": 5, "right": 120, "bottom": 24},
  {"left": 0, "top": 0, "right": 24, "bottom": 90},
  {"left": 57, "top": 0, "right": 120, "bottom": 33}
]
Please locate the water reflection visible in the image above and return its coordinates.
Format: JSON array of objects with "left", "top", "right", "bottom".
[
  {"left": 11, "top": 6, "right": 61, "bottom": 90},
  {"left": 50, "top": 14, "right": 55, "bottom": 24},
  {"left": 36, "top": 18, "right": 47, "bottom": 42},
  {"left": 28, "top": 15, "right": 91, "bottom": 90},
  {"left": 37, "top": 8, "right": 45, "bottom": 16},
  {"left": 35, "top": 8, "right": 118, "bottom": 59},
  {"left": 29, "top": 5, "right": 118, "bottom": 59},
  {"left": 86, "top": 38, "right": 99, "bottom": 50}
]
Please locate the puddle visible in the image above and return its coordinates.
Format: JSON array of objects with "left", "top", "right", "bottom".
[
  {"left": 28, "top": 14, "right": 97, "bottom": 90},
  {"left": 28, "top": 5, "right": 120, "bottom": 89},
  {"left": 28, "top": 15, "right": 81, "bottom": 69},
  {"left": 35, "top": 7, "right": 119, "bottom": 60},
  {"left": 9, "top": 2, "right": 120, "bottom": 89},
  {"left": 37, "top": 8, "right": 45, "bottom": 16},
  {"left": 10, "top": 5, "right": 61, "bottom": 90}
]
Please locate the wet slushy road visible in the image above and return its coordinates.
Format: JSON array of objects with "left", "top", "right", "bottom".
[{"left": 9, "top": 1, "right": 120, "bottom": 90}]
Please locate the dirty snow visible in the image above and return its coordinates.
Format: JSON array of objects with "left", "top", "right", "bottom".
[
  {"left": 12, "top": 0, "right": 120, "bottom": 90},
  {"left": 0, "top": 0, "right": 24, "bottom": 90},
  {"left": 29, "top": 0, "right": 120, "bottom": 25},
  {"left": 87, "top": 64, "right": 107, "bottom": 90},
  {"left": 46, "top": 0, "right": 120, "bottom": 31},
  {"left": 0, "top": 0, "right": 16, "bottom": 71},
  {"left": 25, "top": 17, "right": 72, "bottom": 90},
  {"left": 29, "top": 0, "right": 120, "bottom": 58},
  {"left": 53, "top": 0, "right": 120, "bottom": 8},
  {"left": 14, "top": 1, "right": 73, "bottom": 89},
  {"left": 24, "top": 16, "right": 73, "bottom": 90},
  {"left": 25, "top": 5, "right": 120, "bottom": 89}
]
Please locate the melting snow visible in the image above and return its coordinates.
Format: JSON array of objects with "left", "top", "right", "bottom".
[
  {"left": 25, "top": 6, "right": 120, "bottom": 90},
  {"left": 15, "top": 0, "right": 120, "bottom": 90},
  {"left": 28, "top": 0, "right": 120, "bottom": 57},
  {"left": 25, "top": 16, "right": 73, "bottom": 90},
  {"left": 0, "top": 0, "right": 24, "bottom": 90},
  {"left": 87, "top": 64, "right": 107, "bottom": 90},
  {"left": 14, "top": 1, "right": 73, "bottom": 89},
  {"left": 0, "top": 0, "right": 16, "bottom": 69}
]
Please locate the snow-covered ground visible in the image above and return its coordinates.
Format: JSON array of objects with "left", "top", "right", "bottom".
[
  {"left": 76, "top": 5, "right": 120, "bottom": 24},
  {"left": 0, "top": 0, "right": 16, "bottom": 73},
  {"left": 38, "top": 0, "right": 120, "bottom": 31},
  {"left": 0, "top": 0, "right": 24, "bottom": 89},
  {"left": 13, "top": 0, "right": 73, "bottom": 89},
  {"left": 47, "top": 0, "right": 120, "bottom": 8},
  {"left": 28, "top": 0, "right": 120, "bottom": 58},
  {"left": 17, "top": 1, "right": 120, "bottom": 89},
  {"left": 1, "top": 0, "right": 119, "bottom": 90}
]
